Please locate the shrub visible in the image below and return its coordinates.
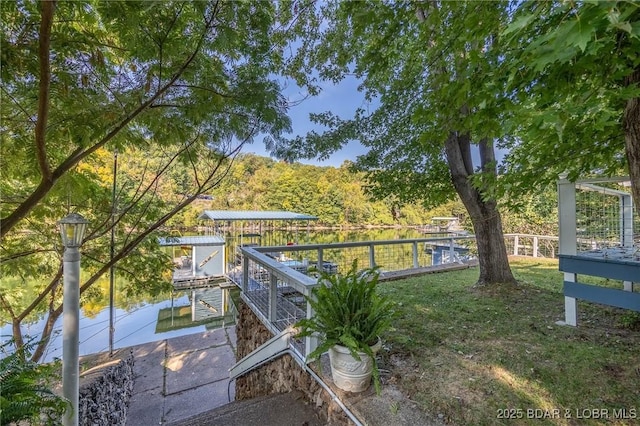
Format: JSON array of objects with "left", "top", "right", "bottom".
[{"left": 0, "top": 339, "right": 69, "bottom": 425}]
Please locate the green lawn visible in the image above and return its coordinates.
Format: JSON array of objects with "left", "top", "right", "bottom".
[{"left": 377, "top": 257, "right": 639, "bottom": 425}]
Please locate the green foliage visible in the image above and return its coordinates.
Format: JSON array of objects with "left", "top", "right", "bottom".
[
  {"left": 0, "top": 0, "right": 317, "bottom": 361},
  {"left": 617, "top": 311, "right": 640, "bottom": 330},
  {"left": 269, "top": 2, "right": 525, "bottom": 285},
  {"left": 501, "top": 0, "right": 640, "bottom": 195},
  {"left": 499, "top": 184, "right": 558, "bottom": 235},
  {"left": 0, "top": 339, "right": 68, "bottom": 425},
  {"left": 296, "top": 261, "right": 395, "bottom": 394},
  {"left": 275, "top": 0, "right": 639, "bottom": 215},
  {"left": 273, "top": 1, "right": 514, "bottom": 206}
]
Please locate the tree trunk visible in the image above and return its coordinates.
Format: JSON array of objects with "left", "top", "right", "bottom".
[
  {"left": 30, "top": 310, "right": 60, "bottom": 362},
  {"left": 469, "top": 198, "right": 516, "bottom": 285},
  {"left": 623, "top": 66, "right": 640, "bottom": 215},
  {"left": 444, "top": 132, "right": 516, "bottom": 286},
  {"left": 12, "top": 320, "right": 24, "bottom": 354}
]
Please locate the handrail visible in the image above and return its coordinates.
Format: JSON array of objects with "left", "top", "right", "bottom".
[
  {"left": 232, "top": 233, "right": 559, "bottom": 419},
  {"left": 235, "top": 234, "right": 560, "bottom": 360},
  {"left": 241, "top": 247, "right": 317, "bottom": 296},
  {"left": 252, "top": 234, "right": 477, "bottom": 253},
  {"left": 228, "top": 327, "right": 364, "bottom": 426},
  {"left": 503, "top": 233, "right": 558, "bottom": 239}
]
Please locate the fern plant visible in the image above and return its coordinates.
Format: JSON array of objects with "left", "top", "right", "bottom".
[
  {"left": 296, "top": 260, "right": 394, "bottom": 393},
  {"left": 0, "top": 339, "right": 69, "bottom": 425}
]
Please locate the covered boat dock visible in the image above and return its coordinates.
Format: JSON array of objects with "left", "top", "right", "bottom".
[{"left": 197, "top": 210, "right": 318, "bottom": 272}]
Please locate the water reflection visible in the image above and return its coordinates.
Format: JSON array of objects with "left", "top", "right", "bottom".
[
  {"left": 0, "top": 287, "right": 238, "bottom": 363},
  {"left": 1, "top": 228, "right": 428, "bottom": 361}
]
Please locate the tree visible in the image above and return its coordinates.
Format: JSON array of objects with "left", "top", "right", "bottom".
[
  {"left": 0, "top": 0, "right": 305, "bottom": 360},
  {"left": 502, "top": 1, "right": 640, "bottom": 211},
  {"left": 271, "top": 1, "right": 517, "bottom": 285}
]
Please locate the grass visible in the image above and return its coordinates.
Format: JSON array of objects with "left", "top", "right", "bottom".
[{"left": 377, "top": 257, "right": 640, "bottom": 426}]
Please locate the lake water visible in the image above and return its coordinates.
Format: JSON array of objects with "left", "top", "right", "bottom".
[
  {"left": 0, "top": 291, "right": 238, "bottom": 363},
  {"left": 1, "top": 228, "right": 428, "bottom": 362}
]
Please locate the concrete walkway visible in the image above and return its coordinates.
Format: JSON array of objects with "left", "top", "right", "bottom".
[
  {"left": 125, "top": 327, "right": 238, "bottom": 425},
  {"left": 85, "top": 324, "right": 438, "bottom": 426}
]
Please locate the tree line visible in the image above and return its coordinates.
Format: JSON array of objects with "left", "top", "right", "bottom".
[
  {"left": 170, "top": 152, "right": 558, "bottom": 234},
  {"left": 172, "top": 153, "right": 462, "bottom": 228}
]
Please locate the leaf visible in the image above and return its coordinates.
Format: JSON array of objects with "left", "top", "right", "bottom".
[
  {"left": 613, "top": 20, "right": 633, "bottom": 34},
  {"left": 573, "top": 23, "right": 595, "bottom": 53},
  {"left": 503, "top": 13, "right": 536, "bottom": 36}
]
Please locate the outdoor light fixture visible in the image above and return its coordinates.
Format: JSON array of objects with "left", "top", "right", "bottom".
[
  {"left": 58, "top": 212, "right": 89, "bottom": 248},
  {"left": 58, "top": 212, "right": 88, "bottom": 426}
]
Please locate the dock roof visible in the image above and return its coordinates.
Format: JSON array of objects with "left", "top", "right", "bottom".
[{"left": 198, "top": 210, "right": 318, "bottom": 222}]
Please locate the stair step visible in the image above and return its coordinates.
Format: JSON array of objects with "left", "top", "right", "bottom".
[{"left": 164, "top": 391, "right": 324, "bottom": 426}]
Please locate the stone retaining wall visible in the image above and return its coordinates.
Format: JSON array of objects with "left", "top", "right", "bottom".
[
  {"left": 235, "top": 302, "right": 351, "bottom": 425},
  {"left": 78, "top": 351, "right": 135, "bottom": 426}
]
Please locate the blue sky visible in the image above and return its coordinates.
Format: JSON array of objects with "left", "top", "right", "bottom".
[
  {"left": 246, "top": 75, "right": 370, "bottom": 168},
  {"left": 247, "top": 74, "right": 507, "bottom": 168}
]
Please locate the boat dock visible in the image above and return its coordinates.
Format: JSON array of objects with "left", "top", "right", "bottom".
[{"left": 172, "top": 274, "right": 230, "bottom": 291}]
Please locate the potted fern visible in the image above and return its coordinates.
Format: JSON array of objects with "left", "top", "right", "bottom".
[{"left": 296, "top": 261, "right": 394, "bottom": 394}]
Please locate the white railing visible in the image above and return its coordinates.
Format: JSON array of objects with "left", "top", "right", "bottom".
[
  {"left": 504, "top": 234, "right": 559, "bottom": 258},
  {"left": 234, "top": 234, "right": 559, "bottom": 359}
]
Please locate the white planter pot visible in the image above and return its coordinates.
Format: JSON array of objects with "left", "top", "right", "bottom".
[{"left": 328, "top": 339, "right": 382, "bottom": 392}]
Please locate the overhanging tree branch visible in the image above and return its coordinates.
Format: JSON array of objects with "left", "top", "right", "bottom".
[
  {"left": 34, "top": 0, "right": 56, "bottom": 183},
  {"left": 16, "top": 267, "right": 62, "bottom": 324},
  {"left": 0, "top": 248, "right": 57, "bottom": 265},
  {"left": 0, "top": 6, "right": 220, "bottom": 240}
]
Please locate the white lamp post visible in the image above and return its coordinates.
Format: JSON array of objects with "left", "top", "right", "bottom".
[{"left": 58, "top": 213, "right": 88, "bottom": 426}]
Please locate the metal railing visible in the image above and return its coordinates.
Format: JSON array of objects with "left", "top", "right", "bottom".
[
  {"left": 233, "top": 234, "right": 559, "bottom": 360},
  {"left": 504, "top": 234, "right": 559, "bottom": 258},
  {"left": 231, "top": 248, "right": 318, "bottom": 357}
]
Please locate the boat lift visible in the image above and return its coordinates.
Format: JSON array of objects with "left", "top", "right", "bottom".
[{"left": 158, "top": 235, "right": 227, "bottom": 289}]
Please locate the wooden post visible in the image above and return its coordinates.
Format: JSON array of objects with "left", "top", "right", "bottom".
[
  {"left": 242, "top": 256, "right": 249, "bottom": 292},
  {"left": 317, "top": 248, "right": 324, "bottom": 272},
  {"left": 305, "top": 299, "right": 317, "bottom": 357},
  {"left": 191, "top": 289, "right": 196, "bottom": 322},
  {"left": 621, "top": 193, "right": 634, "bottom": 291},
  {"left": 564, "top": 279, "right": 578, "bottom": 326},
  {"left": 448, "top": 238, "right": 454, "bottom": 263}
]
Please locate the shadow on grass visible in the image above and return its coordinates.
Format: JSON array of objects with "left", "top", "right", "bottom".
[{"left": 378, "top": 258, "right": 640, "bottom": 425}]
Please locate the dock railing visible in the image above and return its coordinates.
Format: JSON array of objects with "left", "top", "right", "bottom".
[
  {"left": 504, "top": 234, "right": 559, "bottom": 258},
  {"left": 234, "top": 234, "right": 559, "bottom": 360}
]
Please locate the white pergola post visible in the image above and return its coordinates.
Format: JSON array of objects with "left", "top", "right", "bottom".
[
  {"left": 621, "top": 193, "right": 634, "bottom": 291},
  {"left": 558, "top": 178, "right": 578, "bottom": 326}
]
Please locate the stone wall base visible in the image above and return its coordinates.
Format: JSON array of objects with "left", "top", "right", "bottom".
[
  {"left": 78, "top": 350, "right": 134, "bottom": 426},
  {"left": 235, "top": 301, "right": 352, "bottom": 425}
]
